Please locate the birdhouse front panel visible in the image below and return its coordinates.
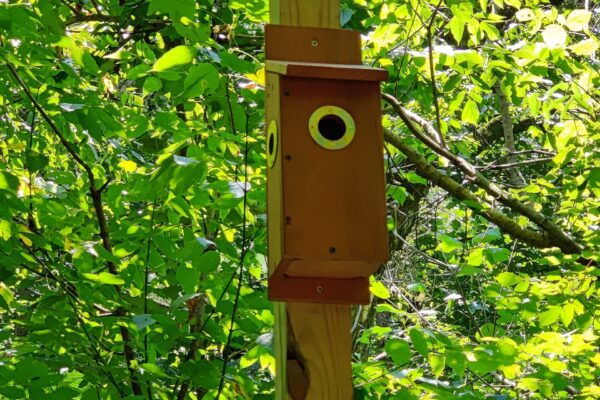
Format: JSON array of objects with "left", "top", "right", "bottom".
[{"left": 278, "top": 76, "right": 388, "bottom": 279}]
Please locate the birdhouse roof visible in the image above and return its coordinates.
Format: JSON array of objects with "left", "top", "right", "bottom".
[{"left": 266, "top": 60, "right": 388, "bottom": 82}]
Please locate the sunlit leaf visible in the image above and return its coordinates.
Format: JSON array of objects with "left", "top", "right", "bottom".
[
  {"left": 152, "top": 46, "right": 195, "bottom": 72},
  {"left": 565, "top": 10, "right": 591, "bottom": 31},
  {"left": 83, "top": 272, "right": 125, "bottom": 285},
  {"left": 370, "top": 280, "right": 391, "bottom": 299},
  {"left": 542, "top": 24, "right": 567, "bottom": 48},
  {"left": 570, "top": 38, "right": 599, "bottom": 56}
]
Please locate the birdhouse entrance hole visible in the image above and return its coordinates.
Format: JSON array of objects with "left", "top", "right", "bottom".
[
  {"left": 267, "top": 120, "right": 278, "bottom": 167},
  {"left": 268, "top": 131, "right": 275, "bottom": 154},
  {"left": 318, "top": 114, "right": 346, "bottom": 141},
  {"left": 309, "top": 105, "right": 355, "bottom": 150}
]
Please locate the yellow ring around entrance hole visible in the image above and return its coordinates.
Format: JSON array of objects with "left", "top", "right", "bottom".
[
  {"left": 267, "top": 120, "right": 278, "bottom": 168},
  {"left": 308, "top": 105, "right": 356, "bottom": 150}
]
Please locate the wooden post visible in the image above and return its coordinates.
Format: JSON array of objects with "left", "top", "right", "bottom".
[{"left": 268, "top": 2, "right": 353, "bottom": 399}]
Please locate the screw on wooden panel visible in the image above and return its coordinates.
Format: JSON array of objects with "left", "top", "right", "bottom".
[
  {"left": 315, "top": 285, "right": 324, "bottom": 294},
  {"left": 284, "top": 91, "right": 290, "bottom": 96},
  {"left": 285, "top": 216, "right": 292, "bottom": 225},
  {"left": 329, "top": 247, "right": 336, "bottom": 254},
  {"left": 311, "top": 39, "right": 319, "bottom": 47},
  {"left": 284, "top": 155, "right": 292, "bottom": 161}
]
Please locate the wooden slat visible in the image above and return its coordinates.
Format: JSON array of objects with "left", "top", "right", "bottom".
[
  {"left": 287, "top": 303, "right": 353, "bottom": 399},
  {"left": 270, "top": 0, "right": 340, "bottom": 28},
  {"left": 269, "top": 266, "right": 371, "bottom": 304},
  {"left": 265, "top": 25, "right": 361, "bottom": 65},
  {"left": 266, "top": 60, "right": 388, "bottom": 82}
]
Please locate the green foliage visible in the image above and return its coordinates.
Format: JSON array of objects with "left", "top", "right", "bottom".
[{"left": 0, "top": 0, "right": 598, "bottom": 399}]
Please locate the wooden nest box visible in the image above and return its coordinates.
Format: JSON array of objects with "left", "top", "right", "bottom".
[{"left": 265, "top": 25, "right": 389, "bottom": 304}]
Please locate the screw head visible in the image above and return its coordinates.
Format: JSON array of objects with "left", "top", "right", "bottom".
[
  {"left": 316, "top": 285, "right": 324, "bottom": 294},
  {"left": 311, "top": 39, "right": 319, "bottom": 47}
]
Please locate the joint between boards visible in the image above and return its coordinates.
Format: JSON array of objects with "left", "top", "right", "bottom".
[{"left": 287, "top": 317, "right": 309, "bottom": 399}]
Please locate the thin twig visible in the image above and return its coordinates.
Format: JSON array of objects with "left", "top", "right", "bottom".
[
  {"left": 481, "top": 158, "right": 553, "bottom": 170},
  {"left": 215, "top": 86, "right": 250, "bottom": 400},
  {"left": 426, "top": 0, "right": 446, "bottom": 146}
]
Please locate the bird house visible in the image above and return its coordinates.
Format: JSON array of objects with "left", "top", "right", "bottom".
[{"left": 265, "top": 25, "right": 389, "bottom": 304}]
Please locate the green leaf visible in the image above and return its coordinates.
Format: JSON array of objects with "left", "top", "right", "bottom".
[
  {"left": 26, "top": 152, "right": 49, "bottom": 172},
  {"left": 133, "top": 314, "right": 156, "bottom": 330},
  {"left": 177, "top": 263, "right": 200, "bottom": 294},
  {"left": 539, "top": 306, "right": 561, "bottom": 327},
  {"left": 152, "top": 46, "right": 195, "bottom": 72},
  {"left": 461, "top": 100, "right": 479, "bottom": 124},
  {"left": 570, "top": 39, "right": 599, "bottom": 56},
  {"left": 219, "top": 51, "right": 256, "bottom": 74},
  {"left": 566, "top": 10, "right": 592, "bottom": 31},
  {"left": 0, "top": 171, "right": 19, "bottom": 192},
  {"left": 0, "top": 282, "right": 14, "bottom": 310},
  {"left": 446, "top": 351, "right": 466, "bottom": 377},
  {"left": 148, "top": 0, "right": 196, "bottom": 20},
  {"left": 429, "top": 353, "right": 445, "bottom": 377},
  {"left": 409, "top": 328, "right": 429, "bottom": 357},
  {"left": 370, "top": 280, "right": 391, "bottom": 299},
  {"left": 141, "top": 363, "right": 171, "bottom": 378},
  {"left": 449, "top": 2, "right": 473, "bottom": 44},
  {"left": 466, "top": 248, "right": 484, "bottom": 266},
  {"left": 561, "top": 303, "right": 575, "bottom": 326},
  {"left": 196, "top": 251, "right": 220, "bottom": 273},
  {"left": 82, "top": 272, "right": 125, "bottom": 285},
  {"left": 437, "top": 235, "right": 462, "bottom": 253},
  {"left": 0, "top": 220, "right": 11, "bottom": 241},
  {"left": 405, "top": 171, "right": 428, "bottom": 185},
  {"left": 496, "top": 272, "right": 522, "bottom": 287},
  {"left": 385, "top": 338, "right": 411, "bottom": 366},
  {"left": 127, "top": 64, "right": 151, "bottom": 79},
  {"left": 143, "top": 76, "right": 162, "bottom": 93},
  {"left": 183, "top": 64, "right": 220, "bottom": 98}
]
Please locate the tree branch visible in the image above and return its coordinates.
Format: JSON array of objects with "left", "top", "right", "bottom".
[
  {"left": 495, "top": 81, "right": 526, "bottom": 187},
  {"left": 382, "top": 93, "right": 582, "bottom": 254}
]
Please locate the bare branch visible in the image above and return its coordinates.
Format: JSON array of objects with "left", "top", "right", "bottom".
[
  {"left": 495, "top": 81, "right": 526, "bottom": 187},
  {"left": 382, "top": 93, "right": 582, "bottom": 254},
  {"left": 482, "top": 157, "right": 554, "bottom": 170}
]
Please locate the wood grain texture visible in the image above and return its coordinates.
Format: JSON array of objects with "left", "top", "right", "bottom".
[
  {"left": 279, "top": 77, "right": 389, "bottom": 280},
  {"left": 287, "top": 303, "right": 353, "bottom": 399},
  {"left": 265, "top": 25, "right": 361, "bottom": 64},
  {"left": 270, "top": 0, "right": 340, "bottom": 28},
  {"left": 273, "top": 302, "right": 288, "bottom": 399},
  {"left": 266, "top": 72, "right": 284, "bottom": 275},
  {"left": 269, "top": 271, "right": 370, "bottom": 304},
  {"left": 266, "top": 60, "right": 388, "bottom": 82}
]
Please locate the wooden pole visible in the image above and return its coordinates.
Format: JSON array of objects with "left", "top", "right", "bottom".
[{"left": 268, "top": 2, "right": 353, "bottom": 399}]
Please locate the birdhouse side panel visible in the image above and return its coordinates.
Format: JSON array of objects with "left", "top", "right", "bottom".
[
  {"left": 279, "top": 77, "right": 389, "bottom": 273},
  {"left": 266, "top": 72, "right": 285, "bottom": 275}
]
